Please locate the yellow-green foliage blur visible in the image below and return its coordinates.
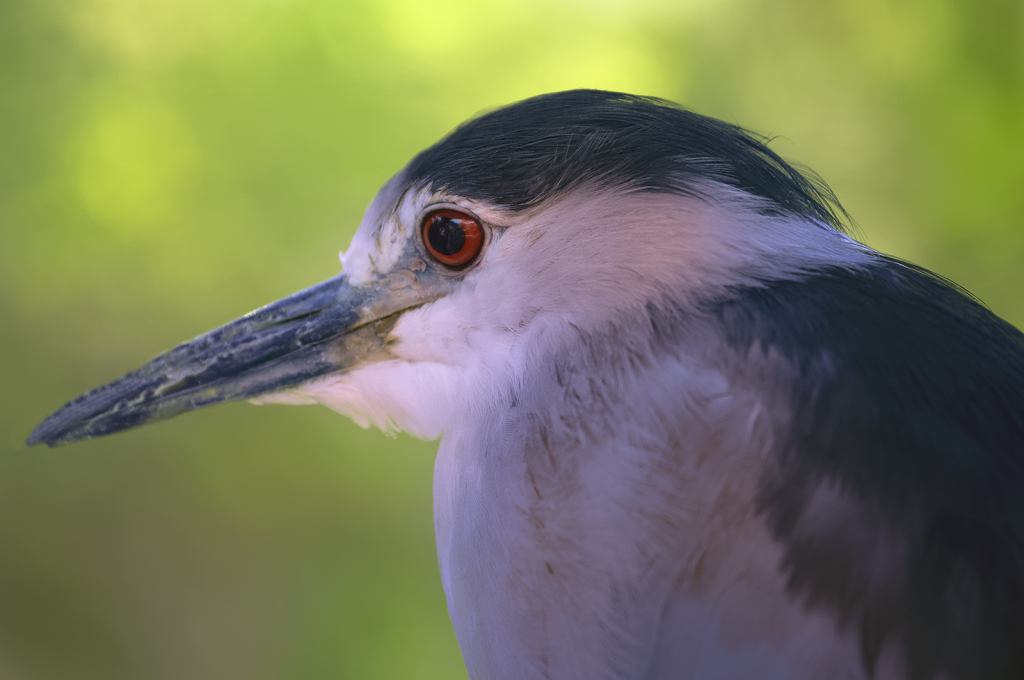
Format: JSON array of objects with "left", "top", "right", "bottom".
[{"left": 1, "top": 0, "right": 1022, "bottom": 678}]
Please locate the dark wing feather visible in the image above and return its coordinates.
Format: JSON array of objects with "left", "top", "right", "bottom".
[{"left": 711, "top": 258, "right": 1024, "bottom": 680}]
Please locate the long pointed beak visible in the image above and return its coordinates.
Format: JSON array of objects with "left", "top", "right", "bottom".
[{"left": 28, "top": 269, "right": 446, "bottom": 447}]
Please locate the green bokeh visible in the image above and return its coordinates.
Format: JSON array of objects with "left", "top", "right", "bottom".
[{"left": 1, "top": 0, "right": 1022, "bottom": 678}]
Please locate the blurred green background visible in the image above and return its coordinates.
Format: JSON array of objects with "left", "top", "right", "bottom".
[{"left": 1, "top": 0, "right": 1022, "bottom": 678}]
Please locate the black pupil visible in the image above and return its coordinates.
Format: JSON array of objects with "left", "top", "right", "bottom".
[{"left": 427, "top": 217, "right": 466, "bottom": 256}]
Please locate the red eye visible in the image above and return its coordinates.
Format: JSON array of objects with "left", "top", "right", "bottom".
[{"left": 422, "top": 210, "right": 484, "bottom": 267}]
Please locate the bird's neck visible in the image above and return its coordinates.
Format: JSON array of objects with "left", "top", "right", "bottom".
[
  {"left": 432, "top": 310, "right": 875, "bottom": 680},
  {"left": 435, "top": 324, "right": 742, "bottom": 678}
]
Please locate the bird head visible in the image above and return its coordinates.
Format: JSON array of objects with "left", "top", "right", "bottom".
[{"left": 28, "top": 90, "right": 865, "bottom": 447}]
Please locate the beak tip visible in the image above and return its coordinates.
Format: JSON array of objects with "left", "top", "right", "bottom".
[
  {"left": 26, "top": 406, "right": 92, "bottom": 448},
  {"left": 26, "top": 429, "right": 51, "bottom": 448},
  {"left": 26, "top": 417, "right": 64, "bottom": 448}
]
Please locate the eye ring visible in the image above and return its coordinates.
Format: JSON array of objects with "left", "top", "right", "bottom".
[{"left": 421, "top": 209, "right": 484, "bottom": 268}]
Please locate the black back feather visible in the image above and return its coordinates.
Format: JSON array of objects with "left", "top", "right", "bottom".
[{"left": 713, "top": 259, "right": 1024, "bottom": 679}]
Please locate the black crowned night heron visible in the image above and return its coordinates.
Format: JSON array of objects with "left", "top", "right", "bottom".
[{"left": 29, "top": 90, "right": 1024, "bottom": 680}]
